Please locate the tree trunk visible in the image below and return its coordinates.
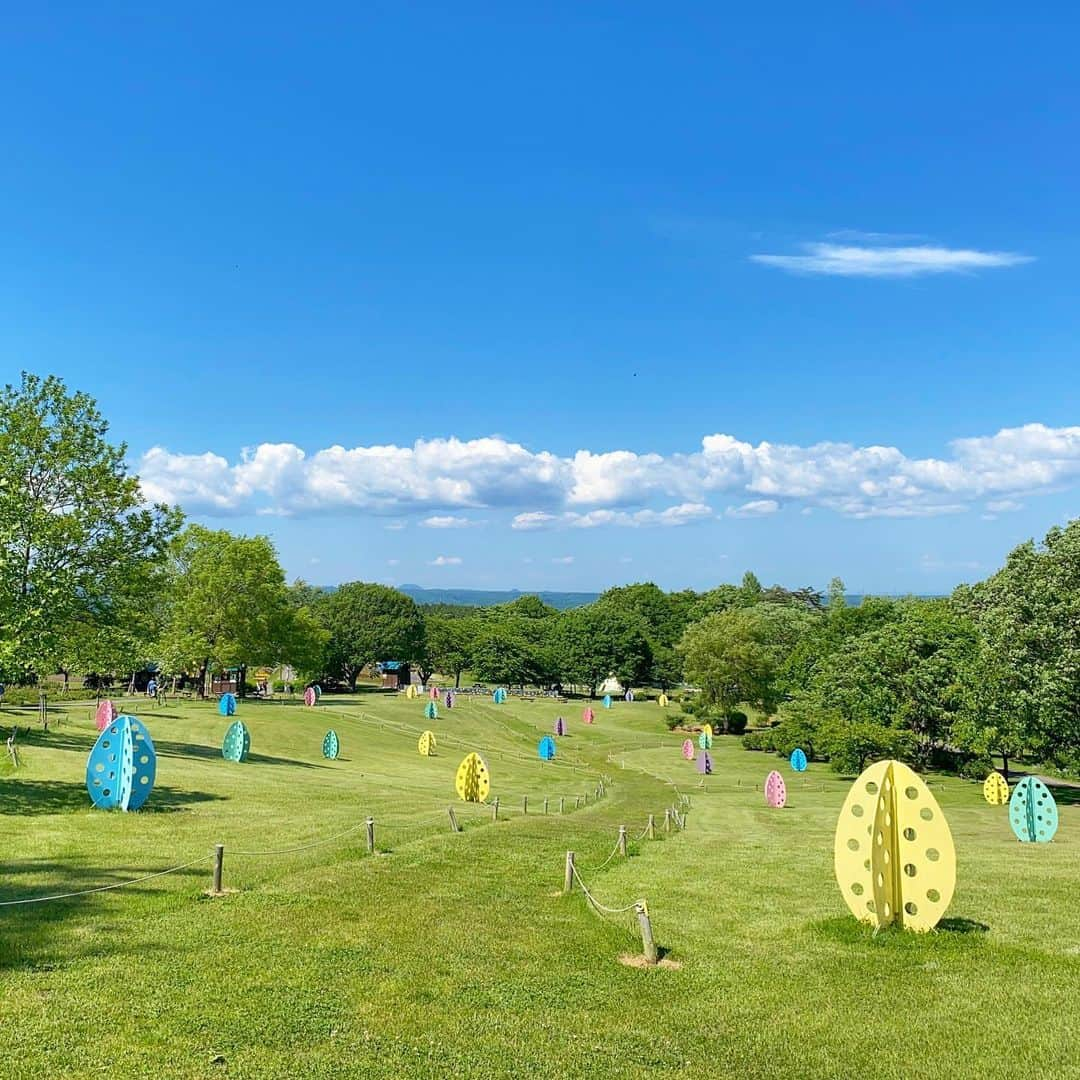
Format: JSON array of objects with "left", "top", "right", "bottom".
[
  {"left": 238, "top": 663, "right": 247, "bottom": 699},
  {"left": 455, "top": 669, "right": 462, "bottom": 689},
  {"left": 1001, "top": 753, "right": 1009, "bottom": 783},
  {"left": 197, "top": 660, "right": 208, "bottom": 699}
]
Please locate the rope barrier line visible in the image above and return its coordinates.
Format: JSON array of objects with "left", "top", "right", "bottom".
[
  {"left": 228, "top": 820, "right": 371, "bottom": 857},
  {"left": 576, "top": 838, "right": 622, "bottom": 873},
  {"left": 0, "top": 855, "right": 211, "bottom": 907},
  {"left": 570, "top": 864, "right": 642, "bottom": 918}
]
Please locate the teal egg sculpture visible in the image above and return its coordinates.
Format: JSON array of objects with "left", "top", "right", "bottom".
[
  {"left": 1009, "top": 775, "right": 1059, "bottom": 843},
  {"left": 218, "top": 692, "right": 237, "bottom": 716},
  {"left": 86, "top": 714, "right": 157, "bottom": 811},
  {"left": 538, "top": 735, "right": 556, "bottom": 761},
  {"left": 222, "top": 719, "right": 251, "bottom": 762},
  {"left": 424, "top": 701, "right": 438, "bottom": 720},
  {"left": 323, "top": 730, "right": 340, "bottom": 760},
  {"left": 790, "top": 748, "right": 808, "bottom": 772}
]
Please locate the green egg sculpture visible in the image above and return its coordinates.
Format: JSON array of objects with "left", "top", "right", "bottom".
[
  {"left": 323, "top": 730, "right": 340, "bottom": 760},
  {"left": 222, "top": 719, "right": 250, "bottom": 762}
]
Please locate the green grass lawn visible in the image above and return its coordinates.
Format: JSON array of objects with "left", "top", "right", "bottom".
[{"left": 1, "top": 692, "right": 1077, "bottom": 1079}]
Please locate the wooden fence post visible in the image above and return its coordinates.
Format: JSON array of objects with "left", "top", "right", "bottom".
[
  {"left": 522, "top": 795, "right": 528, "bottom": 815},
  {"left": 212, "top": 844, "right": 224, "bottom": 894},
  {"left": 447, "top": 807, "right": 460, "bottom": 833},
  {"left": 664, "top": 808, "right": 671, "bottom": 833},
  {"left": 365, "top": 817, "right": 375, "bottom": 854},
  {"left": 636, "top": 902, "right": 658, "bottom": 964},
  {"left": 492, "top": 796, "right": 500, "bottom": 822},
  {"left": 564, "top": 851, "right": 575, "bottom": 894},
  {"left": 647, "top": 814, "right": 655, "bottom": 840},
  {"left": 618, "top": 825, "right": 627, "bottom": 857},
  {"left": 559, "top": 796, "right": 565, "bottom": 814},
  {"left": 543, "top": 797, "right": 549, "bottom": 815}
]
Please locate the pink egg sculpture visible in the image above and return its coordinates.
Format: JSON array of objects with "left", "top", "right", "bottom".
[
  {"left": 582, "top": 707, "right": 595, "bottom": 724},
  {"left": 765, "top": 770, "right": 787, "bottom": 808},
  {"left": 681, "top": 739, "right": 694, "bottom": 760},
  {"left": 304, "top": 687, "right": 317, "bottom": 707},
  {"left": 95, "top": 699, "right": 117, "bottom": 731}
]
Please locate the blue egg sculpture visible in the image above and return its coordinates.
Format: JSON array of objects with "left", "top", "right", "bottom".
[
  {"left": 218, "top": 692, "right": 237, "bottom": 717},
  {"left": 323, "top": 730, "right": 340, "bottom": 760},
  {"left": 1009, "top": 775, "right": 1059, "bottom": 843},
  {"left": 790, "top": 748, "right": 808, "bottom": 772},
  {"left": 493, "top": 688, "right": 507, "bottom": 704},
  {"left": 313, "top": 684, "right": 322, "bottom": 700},
  {"left": 222, "top": 719, "right": 251, "bottom": 762},
  {"left": 538, "top": 735, "right": 556, "bottom": 761},
  {"left": 86, "top": 714, "right": 157, "bottom": 811},
  {"left": 602, "top": 694, "right": 612, "bottom": 709},
  {"left": 424, "top": 701, "right": 438, "bottom": 720}
]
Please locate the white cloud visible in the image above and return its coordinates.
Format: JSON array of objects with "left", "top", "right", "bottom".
[
  {"left": 726, "top": 499, "right": 780, "bottom": 518},
  {"left": 428, "top": 555, "right": 462, "bottom": 566},
  {"left": 751, "top": 241, "right": 1032, "bottom": 278},
  {"left": 511, "top": 502, "right": 712, "bottom": 530},
  {"left": 420, "top": 515, "right": 482, "bottom": 529},
  {"left": 387, "top": 558, "right": 400, "bottom": 566},
  {"left": 985, "top": 499, "right": 1024, "bottom": 513},
  {"left": 140, "top": 423, "right": 1080, "bottom": 524},
  {"left": 552, "top": 555, "right": 575, "bottom": 565}
]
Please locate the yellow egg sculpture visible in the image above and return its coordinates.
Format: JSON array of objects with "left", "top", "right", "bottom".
[
  {"left": 418, "top": 730, "right": 436, "bottom": 756},
  {"left": 702, "top": 723, "right": 714, "bottom": 739},
  {"left": 983, "top": 770, "right": 1009, "bottom": 805},
  {"left": 658, "top": 694, "right": 669, "bottom": 708},
  {"left": 405, "top": 684, "right": 417, "bottom": 700},
  {"left": 834, "top": 759, "right": 956, "bottom": 933},
  {"left": 455, "top": 752, "right": 490, "bottom": 803}
]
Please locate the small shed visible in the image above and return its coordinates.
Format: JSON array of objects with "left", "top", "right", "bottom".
[{"left": 378, "top": 661, "right": 412, "bottom": 689}]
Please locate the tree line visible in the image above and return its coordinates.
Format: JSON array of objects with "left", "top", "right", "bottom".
[{"left": 3, "top": 372, "right": 1078, "bottom": 778}]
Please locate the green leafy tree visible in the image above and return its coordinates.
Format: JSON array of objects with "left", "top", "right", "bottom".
[
  {"left": 952, "top": 520, "right": 1080, "bottom": 769},
  {"left": 318, "top": 582, "right": 425, "bottom": 690},
  {"left": 159, "top": 526, "right": 323, "bottom": 695},
  {"left": 0, "top": 373, "right": 180, "bottom": 680},
  {"left": 422, "top": 614, "right": 478, "bottom": 688},
  {"left": 554, "top": 604, "right": 652, "bottom": 697}
]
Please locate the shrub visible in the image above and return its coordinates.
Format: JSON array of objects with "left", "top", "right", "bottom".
[
  {"left": 663, "top": 714, "right": 683, "bottom": 731},
  {"left": 725, "top": 711, "right": 749, "bottom": 735}
]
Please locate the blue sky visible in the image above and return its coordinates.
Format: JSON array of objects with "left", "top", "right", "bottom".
[{"left": 3, "top": 4, "right": 1079, "bottom": 594}]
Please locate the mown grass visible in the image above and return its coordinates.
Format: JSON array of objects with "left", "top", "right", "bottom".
[{"left": 1, "top": 692, "right": 1077, "bottom": 1079}]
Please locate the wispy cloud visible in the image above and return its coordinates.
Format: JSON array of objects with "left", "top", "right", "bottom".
[
  {"left": 419, "top": 515, "right": 483, "bottom": 529},
  {"left": 428, "top": 555, "right": 462, "bottom": 566},
  {"left": 726, "top": 499, "right": 780, "bottom": 518},
  {"left": 751, "top": 241, "right": 1032, "bottom": 278},
  {"left": 511, "top": 503, "right": 713, "bottom": 531},
  {"left": 551, "top": 555, "right": 575, "bottom": 565}
]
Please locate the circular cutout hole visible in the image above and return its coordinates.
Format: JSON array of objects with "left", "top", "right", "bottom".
[
  {"left": 851, "top": 804, "right": 864, "bottom": 818},
  {"left": 866, "top": 781, "right": 878, "bottom": 795},
  {"left": 102, "top": 788, "right": 111, "bottom": 797},
  {"left": 926, "top": 848, "right": 939, "bottom": 862},
  {"left": 903, "top": 863, "right": 916, "bottom": 877},
  {"left": 847, "top": 838, "right": 859, "bottom": 851},
  {"left": 926, "top": 888, "right": 940, "bottom": 903},
  {"left": 904, "top": 902, "right": 918, "bottom": 916},
  {"left": 866, "top": 900, "right": 876, "bottom": 913},
  {"left": 851, "top": 882, "right": 864, "bottom": 896},
  {"left": 905, "top": 786, "right": 918, "bottom": 800},
  {"left": 920, "top": 808, "right": 933, "bottom": 821},
  {"left": 903, "top": 827, "right": 916, "bottom": 841}
]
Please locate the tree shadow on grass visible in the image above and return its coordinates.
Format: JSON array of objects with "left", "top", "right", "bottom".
[
  {"left": 0, "top": 859, "right": 206, "bottom": 972},
  {"left": 150, "top": 737, "right": 331, "bottom": 770},
  {"left": 0, "top": 780, "right": 223, "bottom": 816}
]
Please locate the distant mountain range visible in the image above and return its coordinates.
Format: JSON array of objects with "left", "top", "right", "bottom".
[{"left": 396, "top": 584, "right": 599, "bottom": 610}]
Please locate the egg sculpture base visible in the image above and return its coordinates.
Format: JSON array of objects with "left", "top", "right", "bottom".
[{"left": 834, "top": 759, "right": 956, "bottom": 933}]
